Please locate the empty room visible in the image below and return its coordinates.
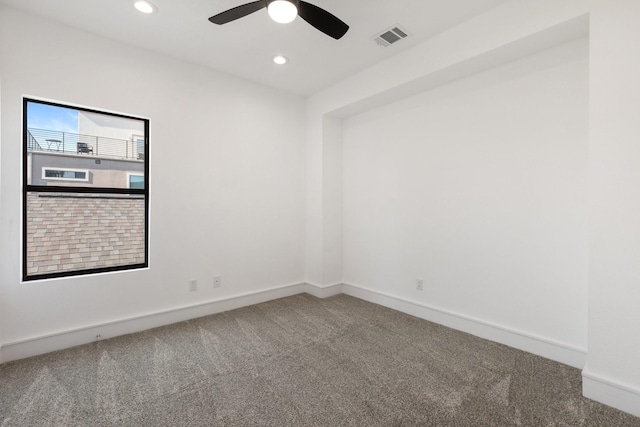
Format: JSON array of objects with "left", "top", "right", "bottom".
[{"left": 1, "top": 0, "right": 640, "bottom": 425}]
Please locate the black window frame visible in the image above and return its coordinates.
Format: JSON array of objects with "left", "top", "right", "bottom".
[{"left": 22, "top": 98, "right": 150, "bottom": 281}]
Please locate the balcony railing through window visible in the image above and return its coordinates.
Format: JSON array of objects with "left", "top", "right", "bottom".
[{"left": 26, "top": 128, "right": 144, "bottom": 161}]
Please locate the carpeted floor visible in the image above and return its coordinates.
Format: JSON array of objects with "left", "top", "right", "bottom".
[{"left": 1, "top": 293, "right": 639, "bottom": 426}]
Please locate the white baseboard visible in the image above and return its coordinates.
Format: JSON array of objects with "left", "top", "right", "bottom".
[
  {"left": 0, "top": 282, "right": 312, "bottom": 364},
  {"left": 304, "top": 282, "right": 343, "bottom": 298},
  {"left": 0, "top": 281, "right": 587, "bottom": 368},
  {"left": 341, "top": 282, "right": 587, "bottom": 369},
  {"left": 6, "top": 280, "right": 639, "bottom": 420},
  {"left": 582, "top": 366, "right": 640, "bottom": 418}
]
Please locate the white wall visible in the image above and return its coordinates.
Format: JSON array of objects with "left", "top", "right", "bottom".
[
  {"left": 583, "top": 0, "right": 640, "bottom": 416},
  {"left": 306, "top": 0, "right": 640, "bottom": 417},
  {"left": 0, "top": 75, "right": 4, "bottom": 348},
  {"left": 0, "top": 6, "right": 306, "bottom": 360},
  {"left": 342, "top": 37, "right": 588, "bottom": 352},
  {"left": 306, "top": 0, "right": 592, "bottom": 367},
  {"left": 78, "top": 112, "right": 144, "bottom": 139}
]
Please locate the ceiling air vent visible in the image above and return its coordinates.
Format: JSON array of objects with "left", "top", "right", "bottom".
[{"left": 372, "top": 25, "right": 409, "bottom": 47}]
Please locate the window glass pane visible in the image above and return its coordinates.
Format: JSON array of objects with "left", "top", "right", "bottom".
[
  {"left": 25, "top": 192, "right": 146, "bottom": 276},
  {"left": 27, "top": 102, "right": 145, "bottom": 189},
  {"left": 135, "top": 137, "right": 145, "bottom": 160},
  {"left": 129, "top": 175, "right": 144, "bottom": 189},
  {"left": 43, "top": 169, "right": 88, "bottom": 180}
]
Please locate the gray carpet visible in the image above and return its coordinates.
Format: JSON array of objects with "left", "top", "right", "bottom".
[{"left": 1, "top": 294, "right": 639, "bottom": 426}]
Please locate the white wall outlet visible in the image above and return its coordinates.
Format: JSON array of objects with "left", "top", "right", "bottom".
[
  {"left": 213, "top": 276, "right": 221, "bottom": 288},
  {"left": 416, "top": 278, "right": 424, "bottom": 291},
  {"left": 189, "top": 279, "right": 198, "bottom": 292}
]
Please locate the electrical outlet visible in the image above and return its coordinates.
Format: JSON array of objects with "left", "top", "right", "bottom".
[
  {"left": 95, "top": 334, "right": 102, "bottom": 341},
  {"left": 416, "top": 278, "right": 424, "bottom": 291},
  {"left": 189, "top": 280, "right": 198, "bottom": 292},
  {"left": 213, "top": 276, "right": 221, "bottom": 288}
]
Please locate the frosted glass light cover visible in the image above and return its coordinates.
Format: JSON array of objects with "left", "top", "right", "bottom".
[
  {"left": 268, "top": 1, "right": 297, "bottom": 24},
  {"left": 134, "top": 1, "right": 156, "bottom": 14},
  {"left": 273, "top": 55, "right": 288, "bottom": 65}
]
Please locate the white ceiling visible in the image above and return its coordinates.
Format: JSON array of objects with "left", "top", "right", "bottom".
[{"left": 0, "top": 0, "right": 509, "bottom": 96}]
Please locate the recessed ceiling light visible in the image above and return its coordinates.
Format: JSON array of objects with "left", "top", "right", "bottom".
[
  {"left": 134, "top": 1, "right": 157, "bottom": 14},
  {"left": 273, "top": 55, "right": 289, "bottom": 65}
]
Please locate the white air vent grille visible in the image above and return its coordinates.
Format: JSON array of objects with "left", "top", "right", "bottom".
[{"left": 372, "top": 25, "right": 409, "bottom": 47}]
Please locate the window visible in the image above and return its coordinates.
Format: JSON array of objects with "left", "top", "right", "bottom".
[
  {"left": 23, "top": 98, "right": 149, "bottom": 281},
  {"left": 42, "top": 167, "right": 89, "bottom": 181},
  {"left": 133, "top": 135, "right": 145, "bottom": 160},
  {"left": 128, "top": 173, "right": 144, "bottom": 189}
]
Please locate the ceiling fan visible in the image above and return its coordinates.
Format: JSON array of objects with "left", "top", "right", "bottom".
[{"left": 209, "top": 0, "right": 349, "bottom": 40}]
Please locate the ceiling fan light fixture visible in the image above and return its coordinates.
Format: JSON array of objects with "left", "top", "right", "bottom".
[
  {"left": 208, "top": 0, "right": 348, "bottom": 39},
  {"left": 267, "top": 0, "right": 298, "bottom": 24},
  {"left": 134, "top": 1, "right": 157, "bottom": 14}
]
